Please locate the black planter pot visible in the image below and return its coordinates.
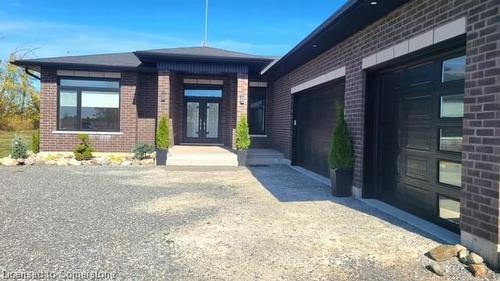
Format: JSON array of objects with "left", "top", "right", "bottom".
[
  {"left": 237, "top": 150, "right": 247, "bottom": 166},
  {"left": 156, "top": 149, "right": 168, "bottom": 166},
  {"left": 330, "top": 168, "right": 353, "bottom": 197}
]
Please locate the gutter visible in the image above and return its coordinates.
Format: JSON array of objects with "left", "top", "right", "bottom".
[{"left": 25, "top": 67, "right": 40, "bottom": 80}]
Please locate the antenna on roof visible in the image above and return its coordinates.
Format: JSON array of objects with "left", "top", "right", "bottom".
[{"left": 202, "top": 0, "right": 209, "bottom": 47}]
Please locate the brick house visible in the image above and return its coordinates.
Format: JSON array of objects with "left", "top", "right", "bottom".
[{"left": 12, "top": 0, "right": 500, "bottom": 268}]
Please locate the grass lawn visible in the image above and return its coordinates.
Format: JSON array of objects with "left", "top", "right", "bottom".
[{"left": 0, "top": 130, "right": 36, "bottom": 158}]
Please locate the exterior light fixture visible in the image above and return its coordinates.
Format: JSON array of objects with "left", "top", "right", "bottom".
[{"left": 370, "top": 1, "right": 378, "bottom": 5}]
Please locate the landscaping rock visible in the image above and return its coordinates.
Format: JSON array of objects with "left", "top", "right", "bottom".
[
  {"left": 121, "top": 160, "right": 132, "bottom": 166},
  {"left": 16, "top": 158, "right": 26, "bottom": 165},
  {"left": 456, "top": 244, "right": 467, "bottom": 253},
  {"left": 469, "top": 263, "right": 488, "bottom": 278},
  {"left": 466, "top": 253, "right": 484, "bottom": 265},
  {"left": 45, "top": 160, "right": 56, "bottom": 165},
  {"left": 97, "top": 158, "right": 111, "bottom": 166},
  {"left": 56, "top": 159, "right": 69, "bottom": 166},
  {"left": 428, "top": 261, "right": 445, "bottom": 277},
  {"left": 141, "top": 159, "right": 155, "bottom": 165},
  {"left": 0, "top": 157, "right": 17, "bottom": 166},
  {"left": 427, "top": 245, "right": 460, "bottom": 262},
  {"left": 458, "top": 249, "right": 469, "bottom": 264},
  {"left": 24, "top": 157, "right": 35, "bottom": 166},
  {"left": 68, "top": 159, "right": 81, "bottom": 166}
]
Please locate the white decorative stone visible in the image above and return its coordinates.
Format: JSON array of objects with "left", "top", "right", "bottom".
[
  {"left": 68, "top": 159, "right": 81, "bottom": 166},
  {"left": 0, "top": 157, "right": 18, "bottom": 166}
]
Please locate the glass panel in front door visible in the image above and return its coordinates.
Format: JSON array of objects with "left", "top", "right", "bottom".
[
  {"left": 186, "top": 102, "right": 200, "bottom": 138},
  {"left": 206, "top": 102, "right": 219, "bottom": 139}
]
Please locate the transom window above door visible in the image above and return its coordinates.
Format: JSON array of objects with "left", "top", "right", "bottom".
[
  {"left": 58, "top": 78, "right": 120, "bottom": 132},
  {"left": 184, "top": 89, "right": 222, "bottom": 98}
]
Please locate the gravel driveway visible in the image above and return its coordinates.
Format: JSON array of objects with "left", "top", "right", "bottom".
[{"left": 0, "top": 165, "right": 498, "bottom": 280}]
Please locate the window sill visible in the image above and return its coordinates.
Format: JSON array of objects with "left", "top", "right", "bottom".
[
  {"left": 250, "top": 134, "right": 268, "bottom": 138},
  {"left": 52, "top": 130, "right": 123, "bottom": 135}
]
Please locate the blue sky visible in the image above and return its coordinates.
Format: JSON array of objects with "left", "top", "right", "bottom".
[{"left": 0, "top": 0, "right": 347, "bottom": 61}]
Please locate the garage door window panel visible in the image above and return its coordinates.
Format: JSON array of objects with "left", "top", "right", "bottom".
[{"left": 438, "top": 160, "right": 462, "bottom": 187}]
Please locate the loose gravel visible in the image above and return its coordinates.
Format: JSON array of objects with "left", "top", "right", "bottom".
[{"left": 0, "top": 165, "right": 498, "bottom": 280}]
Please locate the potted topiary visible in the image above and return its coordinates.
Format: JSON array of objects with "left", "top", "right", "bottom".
[
  {"left": 329, "top": 102, "right": 354, "bottom": 197},
  {"left": 236, "top": 116, "right": 251, "bottom": 166},
  {"left": 156, "top": 116, "right": 170, "bottom": 166}
]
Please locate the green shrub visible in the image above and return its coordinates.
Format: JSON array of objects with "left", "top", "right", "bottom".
[
  {"left": 236, "top": 116, "right": 251, "bottom": 150},
  {"left": 11, "top": 136, "right": 28, "bottom": 159},
  {"left": 156, "top": 116, "right": 170, "bottom": 150},
  {"left": 329, "top": 102, "right": 354, "bottom": 170},
  {"left": 133, "top": 143, "right": 155, "bottom": 160},
  {"left": 31, "top": 130, "right": 40, "bottom": 154},
  {"left": 74, "top": 134, "right": 94, "bottom": 161}
]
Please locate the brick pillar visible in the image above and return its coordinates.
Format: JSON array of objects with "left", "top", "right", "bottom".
[
  {"left": 344, "top": 64, "right": 365, "bottom": 198},
  {"left": 39, "top": 68, "right": 57, "bottom": 152},
  {"left": 232, "top": 72, "right": 248, "bottom": 149},
  {"left": 157, "top": 71, "right": 174, "bottom": 145},
  {"left": 461, "top": 1, "right": 500, "bottom": 269},
  {"left": 120, "top": 72, "right": 138, "bottom": 151}
]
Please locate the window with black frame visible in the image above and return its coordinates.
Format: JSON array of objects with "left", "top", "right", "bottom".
[
  {"left": 248, "top": 87, "right": 266, "bottom": 135},
  {"left": 58, "top": 78, "right": 120, "bottom": 132}
]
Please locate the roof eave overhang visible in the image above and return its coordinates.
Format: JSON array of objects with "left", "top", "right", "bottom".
[
  {"left": 134, "top": 52, "right": 274, "bottom": 65},
  {"left": 263, "top": 0, "right": 410, "bottom": 78},
  {"left": 10, "top": 60, "right": 157, "bottom": 72}
]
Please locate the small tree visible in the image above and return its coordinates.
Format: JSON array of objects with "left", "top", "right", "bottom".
[
  {"left": 156, "top": 116, "right": 170, "bottom": 150},
  {"left": 11, "top": 136, "right": 28, "bottom": 159},
  {"left": 329, "top": 102, "right": 354, "bottom": 170},
  {"left": 31, "top": 130, "right": 40, "bottom": 154},
  {"left": 74, "top": 134, "right": 94, "bottom": 161},
  {"left": 236, "top": 116, "right": 251, "bottom": 150}
]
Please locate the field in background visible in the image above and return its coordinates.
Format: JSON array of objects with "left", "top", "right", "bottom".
[{"left": 0, "top": 130, "right": 36, "bottom": 158}]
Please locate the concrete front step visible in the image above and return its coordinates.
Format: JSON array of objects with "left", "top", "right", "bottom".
[
  {"left": 166, "top": 145, "right": 238, "bottom": 166},
  {"left": 165, "top": 146, "right": 288, "bottom": 167},
  {"left": 246, "top": 149, "right": 288, "bottom": 166}
]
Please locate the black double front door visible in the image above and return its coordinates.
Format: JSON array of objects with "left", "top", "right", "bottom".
[{"left": 183, "top": 98, "right": 222, "bottom": 143}]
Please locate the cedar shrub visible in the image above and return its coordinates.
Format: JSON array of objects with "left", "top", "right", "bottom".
[
  {"left": 236, "top": 116, "right": 251, "bottom": 150},
  {"left": 156, "top": 116, "right": 170, "bottom": 150},
  {"left": 329, "top": 102, "right": 354, "bottom": 169}
]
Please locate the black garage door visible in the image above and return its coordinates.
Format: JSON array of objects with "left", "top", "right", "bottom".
[
  {"left": 292, "top": 82, "right": 345, "bottom": 177},
  {"left": 372, "top": 51, "right": 465, "bottom": 231}
]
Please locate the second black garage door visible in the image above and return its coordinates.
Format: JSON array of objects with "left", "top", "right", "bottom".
[
  {"left": 292, "top": 82, "right": 345, "bottom": 177},
  {"left": 368, "top": 50, "right": 465, "bottom": 231}
]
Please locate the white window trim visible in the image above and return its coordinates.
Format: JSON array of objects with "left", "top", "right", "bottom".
[
  {"left": 250, "top": 134, "right": 268, "bottom": 138},
  {"left": 52, "top": 131, "right": 123, "bottom": 135},
  {"left": 362, "top": 17, "right": 466, "bottom": 69},
  {"left": 291, "top": 66, "right": 346, "bottom": 94}
]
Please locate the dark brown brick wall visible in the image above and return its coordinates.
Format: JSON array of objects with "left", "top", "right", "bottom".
[
  {"left": 137, "top": 72, "right": 158, "bottom": 144},
  {"left": 461, "top": 0, "right": 500, "bottom": 245},
  {"left": 40, "top": 69, "right": 140, "bottom": 152},
  {"left": 269, "top": 0, "right": 499, "bottom": 246}
]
